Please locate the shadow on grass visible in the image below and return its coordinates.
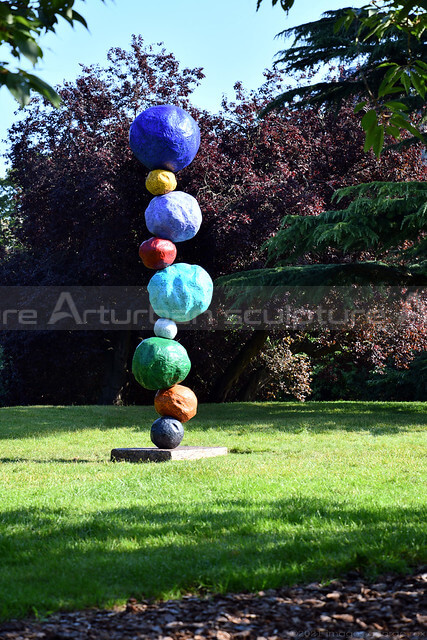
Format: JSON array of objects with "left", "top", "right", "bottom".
[
  {"left": 0, "top": 496, "right": 424, "bottom": 620},
  {"left": 0, "top": 402, "right": 425, "bottom": 440},
  {"left": 0, "top": 405, "right": 151, "bottom": 440},
  {"left": 195, "top": 402, "right": 427, "bottom": 436}
]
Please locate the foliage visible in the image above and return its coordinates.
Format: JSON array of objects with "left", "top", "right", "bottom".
[
  {"left": 0, "top": 0, "right": 102, "bottom": 106},
  {"left": 218, "top": 180, "right": 427, "bottom": 291},
  {"left": 239, "top": 337, "right": 312, "bottom": 401},
  {"left": 336, "top": 2, "right": 427, "bottom": 154},
  {"left": 367, "top": 350, "right": 427, "bottom": 399},
  {"left": 2, "top": 38, "right": 426, "bottom": 405},
  {"left": 188, "top": 89, "right": 425, "bottom": 277},
  {"left": 310, "top": 356, "right": 371, "bottom": 401},
  {"left": 310, "top": 349, "right": 427, "bottom": 400},
  {"left": 0, "top": 402, "right": 426, "bottom": 619},
  {"left": 6, "top": 41, "right": 423, "bottom": 284},
  {"left": 266, "top": 181, "right": 427, "bottom": 269},
  {"left": 217, "top": 263, "right": 426, "bottom": 290},
  {"left": 258, "top": 2, "right": 427, "bottom": 155},
  {"left": 0, "top": 175, "right": 22, "bottom": 254},
  {"left": 218, "top": 178, "right": 427, "bottom": 386},
  {"left": 256, "top": 0, "right": 295, "bottom": 9}
]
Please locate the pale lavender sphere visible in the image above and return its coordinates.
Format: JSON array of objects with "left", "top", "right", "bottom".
[{"left": 145, "top": 191, "right": 202, "bottom": 243}]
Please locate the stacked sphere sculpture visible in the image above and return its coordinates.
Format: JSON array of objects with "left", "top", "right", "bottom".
[{"left": 130, "top": 104, "right": 213, "bottom": 449}]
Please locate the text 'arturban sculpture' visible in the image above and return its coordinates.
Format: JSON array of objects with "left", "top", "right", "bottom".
[{"left": 129, "top": 104, "right": 211, "bottom": 449}]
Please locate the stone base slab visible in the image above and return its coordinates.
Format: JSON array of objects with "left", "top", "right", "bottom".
[{"left": 111, "top": 446, "right": 228, "bottom": 463}]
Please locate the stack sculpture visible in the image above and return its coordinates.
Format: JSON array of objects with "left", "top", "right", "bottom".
[{"left": 130, "top": 105, "right": 213, "bottom": 450}]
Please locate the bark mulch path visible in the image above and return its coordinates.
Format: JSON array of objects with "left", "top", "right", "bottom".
[{"left": 0, "top": 567, "right": 425, "bottom": 640}]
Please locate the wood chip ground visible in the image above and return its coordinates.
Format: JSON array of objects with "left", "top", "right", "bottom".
[{"left": 0, "top": 567, "right": 425, "bottom": 639}]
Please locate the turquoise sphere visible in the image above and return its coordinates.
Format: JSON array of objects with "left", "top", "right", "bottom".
[
  {"left": 132, "top": 337, "right": 191, "bottom": 390},
  {"left": 148, "top": 263, "right": 213, "bottom": 323}
]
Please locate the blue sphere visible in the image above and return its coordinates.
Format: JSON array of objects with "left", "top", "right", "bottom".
[
  {"left": 151, "top": 416, "right": 184, "bottom": 449},
  {"left": 148, "top": 263, "right": 213, "bottom": 323},
  {"left": 129, "top": 105, "right": 200, "bottom": 172},
  {"left": 145, "top": 191, "right": 202, "bottom": 243}
]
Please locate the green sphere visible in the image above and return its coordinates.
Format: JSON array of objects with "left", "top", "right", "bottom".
[{"left": 132, "top": 337, "right": 191, "bottom": 390}]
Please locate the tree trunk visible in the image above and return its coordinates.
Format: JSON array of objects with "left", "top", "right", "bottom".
[
  {"left": 98, "top": 330, "right": 132, "bottom": 405},
  {"left": 238, "top": 366, "right": 271, "bottom": 401},
  {"left": 211, "top": 330, "right": 269, "bottom": 403}
]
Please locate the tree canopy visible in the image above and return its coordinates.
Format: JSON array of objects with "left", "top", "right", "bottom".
[
  {"left": 0, "top": 0, "right": 102, "bottom": 106},
  {"left": 2, "top": 37, "right": 426, "bottom": 405},
  {"left": 267, "top": 181, "right": 427, "bottom": 272},
  {"left": 257, "top": 1, "right": 427, "bottom": 155},
  {"left": 219, "top": 179, "right": 427, "bottom": 290},
  {"left": 0, "top": 175, "right": 20, "bottom": 252}
]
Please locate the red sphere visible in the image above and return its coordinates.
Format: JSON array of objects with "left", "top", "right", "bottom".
[{"left": 139, "top": 237, "right": 177, "bottom": 269}]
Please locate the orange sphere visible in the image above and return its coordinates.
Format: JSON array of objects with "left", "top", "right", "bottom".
[{"left": 154, "top": 384, "right": 198, "bottom": 423}]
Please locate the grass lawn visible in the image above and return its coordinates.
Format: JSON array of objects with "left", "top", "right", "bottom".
[{"left": 0, "top": 401, "right": 426, "bottom": 620}]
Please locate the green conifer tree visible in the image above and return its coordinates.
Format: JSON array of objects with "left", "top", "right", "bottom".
[
  {"left": 218, "top": 181, "right": 427, "bottom": 290},
  {"left": 257, "top": 2, "right": 427, "bottom": 155}
]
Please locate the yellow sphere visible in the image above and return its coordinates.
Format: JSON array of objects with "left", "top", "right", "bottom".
[{"left": 145, "top": 170, "right": 177, "bottom": 195}]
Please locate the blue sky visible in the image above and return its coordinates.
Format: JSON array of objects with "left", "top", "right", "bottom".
[{"left": 0, "top": 0, "right": 364, "bottom": 175}]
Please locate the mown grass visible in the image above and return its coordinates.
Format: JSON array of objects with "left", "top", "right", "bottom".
[{"left": 0, "top": 402, "right": 425, "bottom": 620}]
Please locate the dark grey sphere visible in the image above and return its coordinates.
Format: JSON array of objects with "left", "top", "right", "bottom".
[{"left": 151, "top": 416, "right": 184, "bottom": 449}]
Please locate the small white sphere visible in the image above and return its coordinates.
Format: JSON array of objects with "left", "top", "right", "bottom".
[{"left": 154, "top": 318, "right": 178, "bottom": 340}]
